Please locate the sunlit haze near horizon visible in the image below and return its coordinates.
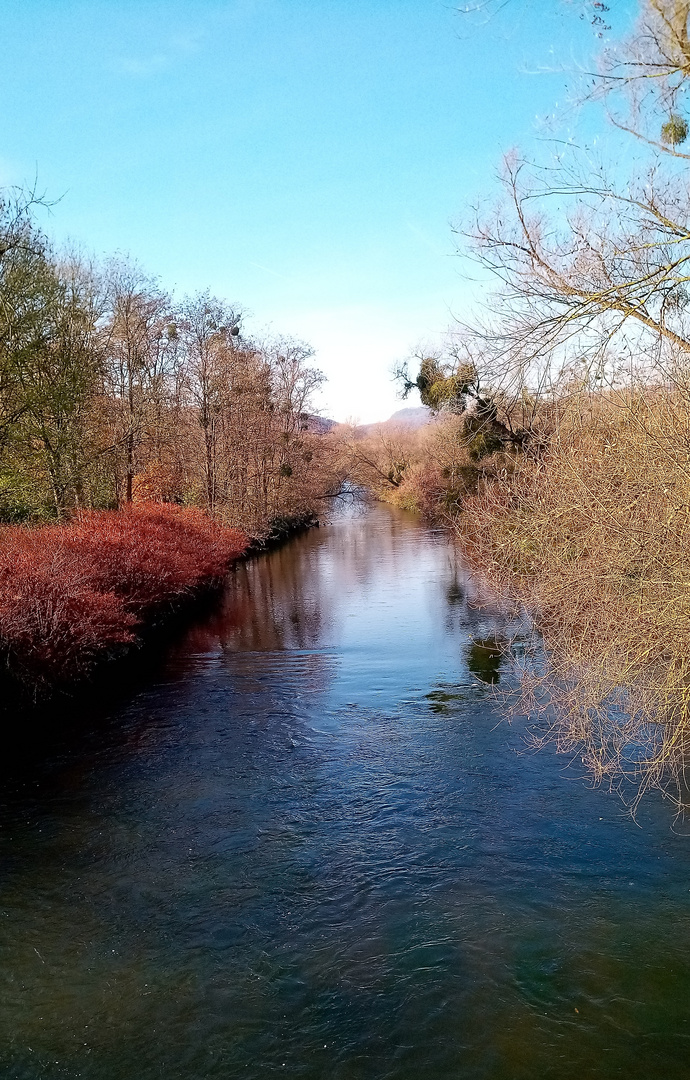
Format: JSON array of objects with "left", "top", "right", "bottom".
[{"left": 1, "top": 0, "right": 634, "bottom": 423}]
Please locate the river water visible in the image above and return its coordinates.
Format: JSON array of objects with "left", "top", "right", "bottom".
[{"left": 1, "top": 503, "right": 690, "bottom": 1079}]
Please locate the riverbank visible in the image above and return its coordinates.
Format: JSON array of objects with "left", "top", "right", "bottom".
[
  {"left": 0, "top": 505, "right": 330, "bottom": 709},
  {"left": 0, "top": 505, "right": 249, "bottom": 703},
  {"left": 353, "top": 387, "right": 690, "bottom": 807}
]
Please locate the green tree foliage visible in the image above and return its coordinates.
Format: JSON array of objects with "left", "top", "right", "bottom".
[{"left": 0, "top": 196, "right": 103, "bottom": 518}]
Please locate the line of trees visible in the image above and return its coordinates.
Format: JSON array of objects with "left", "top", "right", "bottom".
[{"left": 0, "top": 190, "right": 341, "bottom": 533}]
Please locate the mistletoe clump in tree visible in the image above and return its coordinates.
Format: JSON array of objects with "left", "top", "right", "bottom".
[{"left": 396, "top": 350, "right": 527, "bottom": 462}]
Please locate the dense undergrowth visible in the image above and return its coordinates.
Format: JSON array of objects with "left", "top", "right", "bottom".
[
  {"left": 365, "top": 386, "right": 690, "bottom": 809},
  {"left": 0, "top": 504, "right": 247, "bottom": 698},
  {"left": 455, "top": 390, "right": 690, "bottom": 809}
]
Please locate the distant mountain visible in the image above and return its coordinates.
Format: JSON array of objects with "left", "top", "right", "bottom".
[
  {"left": 353, "top": 406, "right": 432, "bottom": 436},
  {"left": 385, "top": 407, "right": 432, "bottom": 429},
  {"left": 302, "top": 414, "right": 336, "bottom": 434}
]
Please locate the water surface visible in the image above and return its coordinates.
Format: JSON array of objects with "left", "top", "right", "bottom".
[{"left": 1, "top": 503, "right": 690, "bottom": 1079}]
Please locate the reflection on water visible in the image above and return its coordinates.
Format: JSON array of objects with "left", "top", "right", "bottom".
[
  {"left": 466, "top": 637, "right": 505, "bottom": 684},
  {"left": 1, "top": 503, "right": 690, "bottom": 1079}
]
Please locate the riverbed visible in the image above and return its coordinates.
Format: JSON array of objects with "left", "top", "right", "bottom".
[{"left": 1, "top": 503, "right": 690, "bottom": 1079}]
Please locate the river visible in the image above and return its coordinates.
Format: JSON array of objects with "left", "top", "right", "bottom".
[{"left": 1, "top": 503, "right": 690, "bottom": 1079}]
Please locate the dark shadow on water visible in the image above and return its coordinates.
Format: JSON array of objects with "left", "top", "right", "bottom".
[
  {"left": 466, "top": 636, "right": 505, "bottom": 684},
  {"left": 425, "top": 683, "right": 470, "bottom": 714},
  {"left": 0, "top": 584, "right": 231, "bottom": 776}
]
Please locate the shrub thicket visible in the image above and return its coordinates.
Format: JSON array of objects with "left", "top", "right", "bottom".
[
  {"left": 452, "top": 389, "right": 690, "bottom": 807},
  {"left": 0, "top": 505, "right": 247, "bottom": 693}
]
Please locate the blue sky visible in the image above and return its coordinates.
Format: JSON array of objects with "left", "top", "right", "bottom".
[{"left": 1, "top": 0, "right": 635, "bottom": 422}]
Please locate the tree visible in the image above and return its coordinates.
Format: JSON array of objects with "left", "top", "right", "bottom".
[
  {"left": 101, "top": 260, "right": 176, "bottom": 505},
  {"left": 396, "top": 344, "right": 527, "bottom": 461},
  {"left": 18, "top": 254, "right": 105, "bottom": 516},
  {"left": 175, "top": 292, "right": 242, "bottom": 513},
  {"left": 415, "top": 4, "right": 690, "bottom": 432},
  {"left": 0, "top": 186, "right": 341, "bottom": 531},
  {"left": 0, "top": 190, "right": 52, "bottom": 445},
  {"left": 0, "top": 199, "right": 107, "bottom": 518},
  {"left": 594, "top": 2, "right": 690, "bottom": 153},
  {"left": 460, "top": 1, "right": 612, "bottom": 36}
]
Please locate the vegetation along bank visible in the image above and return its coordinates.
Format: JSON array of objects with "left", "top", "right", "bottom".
[
  {"left": 349, "top": 1, "right": 690, "bottom": 811},
  {"left": 0, "top": 191, "right": 344, "bottom": 701}
]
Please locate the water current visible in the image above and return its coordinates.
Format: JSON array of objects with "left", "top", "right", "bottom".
[{"left": 1, "top": 503, "right": 690, "bottom": 1079}]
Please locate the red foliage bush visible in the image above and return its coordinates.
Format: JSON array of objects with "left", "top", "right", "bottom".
[{"left": 0, "top": 505, "right": 248, "bottom": 692}]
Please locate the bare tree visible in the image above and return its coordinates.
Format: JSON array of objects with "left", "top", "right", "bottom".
[
  {"left": 176, "top": 292, "right": 242, "bottom": 514},
  {"left": 101, "top": 260, "right": 176, "bottom": 504}
]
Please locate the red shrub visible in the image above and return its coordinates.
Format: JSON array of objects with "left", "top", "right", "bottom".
[{"left": 0, "top": 506, "right": 248, "bottom": 691}]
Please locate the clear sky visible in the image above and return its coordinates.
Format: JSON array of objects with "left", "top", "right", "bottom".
[{"left": 1, "top": 0, "right": 635, "bottom": 422}]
